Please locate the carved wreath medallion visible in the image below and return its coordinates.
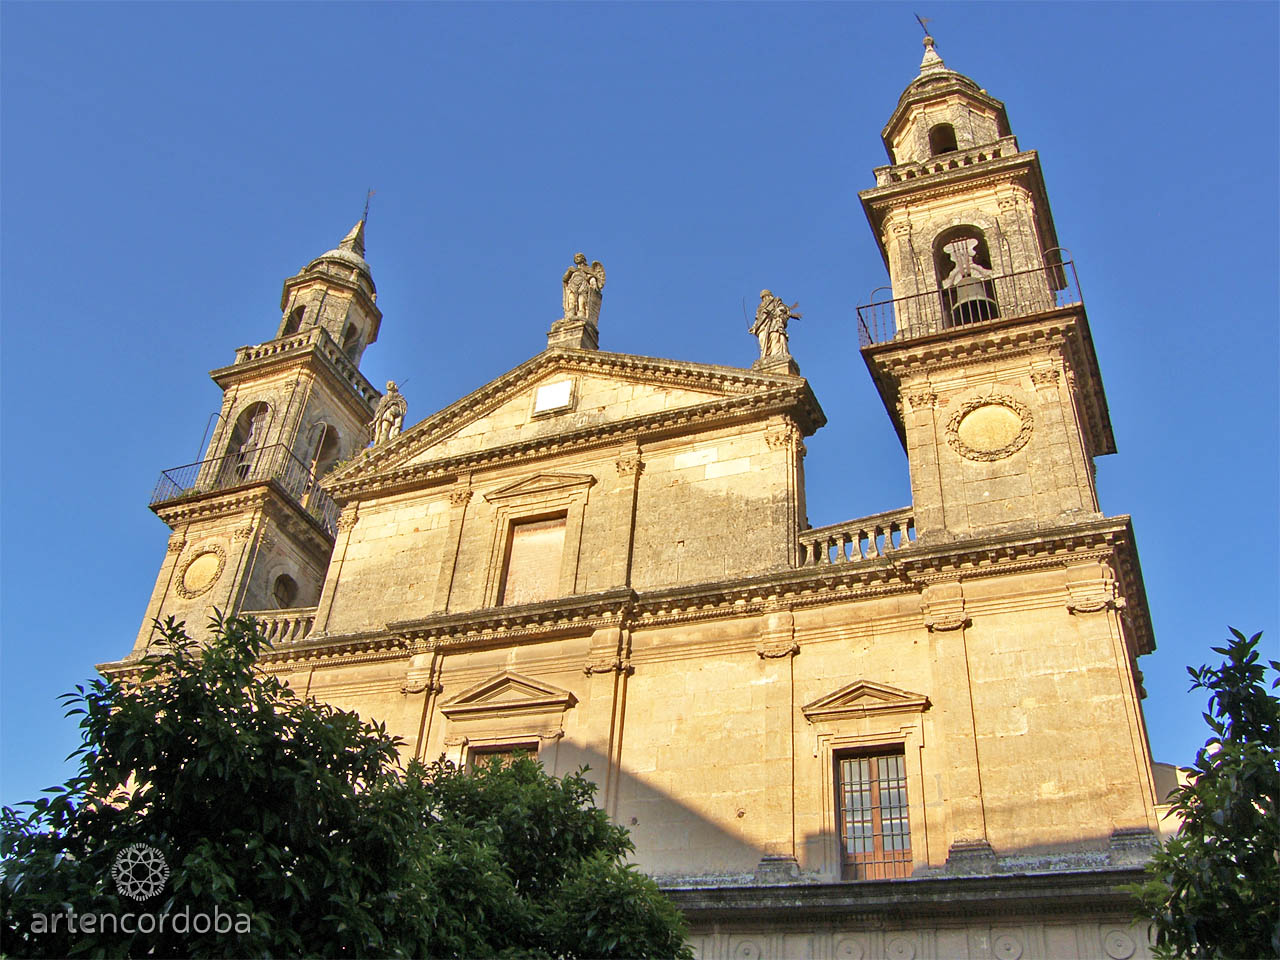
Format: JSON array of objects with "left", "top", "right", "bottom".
[
  {"left": 946, "top": 395, "right": 1034, "bottom": 462},
  {"left": 175, "top": 543, "right": 227, "bottom": 599}
]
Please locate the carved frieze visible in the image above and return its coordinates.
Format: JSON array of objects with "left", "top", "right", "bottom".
[
  {"left": 448, "top": 487, "right": 473, "bottom": 506},
  {"left": 1030, "top": 368, "right": 1060, "bottom": 386}
]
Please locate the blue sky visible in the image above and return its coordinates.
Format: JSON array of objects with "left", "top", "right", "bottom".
[{"left": 2, "top": 2, "right": 1276, "bottom": 809}]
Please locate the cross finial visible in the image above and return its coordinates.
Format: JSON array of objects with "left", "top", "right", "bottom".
[
  {"left": 914, "top": 13, "right": 932, "bottom": 38},
  {"left": 362, "top": 188, "right": 376, "bottom": 223}
]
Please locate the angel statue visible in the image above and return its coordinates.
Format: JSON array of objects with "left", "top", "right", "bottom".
[
  {"left": 562, "top": 253, "right": 606, "bottom": 322},
  {"left": 750, "top": 289, "right": 802, "bottom": 359},
  {"left": 370, "top": 381, "right": 408, "bottom": 446}
]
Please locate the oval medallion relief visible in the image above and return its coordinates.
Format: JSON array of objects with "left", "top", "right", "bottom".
[
  {"left": 176, "top": 544, "right": 226, "bottom": 599},
  {"left": 946, "top": 395, "right": 1033, "bottom": 462}
]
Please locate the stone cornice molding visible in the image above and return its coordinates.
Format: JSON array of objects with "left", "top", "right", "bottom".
[
  {"left": 96, "top": 516, "right": 1152, "bottom": 676},
  {"left": 327, "top": 385, "right": 821, "bottom": 503},
  {"left": 862, "top": 306, "right": 1115, "bottom": 459},
  {"left": 153, "top": 482, "right": 336, "bottom": 547},
  {"left": 329, "top": 348, "right": 824, "bottom": 485},
  {"left": 210, "top": 330, "right": 379, "bottom": 420}
]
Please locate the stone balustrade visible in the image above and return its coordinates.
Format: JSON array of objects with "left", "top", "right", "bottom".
[
  {"left": 797, "top": 508, "right": 916, "bottom": 566},
  {"left": 241, "top": 607, "right": 318, "bottom": 643},
  {"left": 873, "top": 136, "right": 1020, "bottom": 186},
  {"left": 233, "top": 327, "right": 379, "bottom": 408}
]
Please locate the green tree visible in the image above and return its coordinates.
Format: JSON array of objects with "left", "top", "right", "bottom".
[
  {"left": 1, "top": 614, "right": 692, "bottom": 959},
  {"left": 1133, "top": 628, "right": 1279, "bottom": 959}
]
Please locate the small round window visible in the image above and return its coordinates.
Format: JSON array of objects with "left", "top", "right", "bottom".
[{"left": 272, "top": 574, "right": 298, "bottom": 608}]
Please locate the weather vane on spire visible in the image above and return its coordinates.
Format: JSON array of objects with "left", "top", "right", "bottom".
[
  {"left": 914, "top": 13, "right": 932, "bottom": 38},
  {"left": 362, "top": 188, "right": 376, "bottom": 223}
]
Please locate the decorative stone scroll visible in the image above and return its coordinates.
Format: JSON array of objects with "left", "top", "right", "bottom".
[{"left": 946, "top": 395, "right": 1034, "bottom": 462}]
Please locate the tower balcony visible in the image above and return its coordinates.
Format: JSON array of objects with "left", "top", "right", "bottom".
[
  {"left": 149, "top": 443, "right": 340, "bottom": 536},
  {"left": 857, "top": 259, "right": 1081, "bottom": 348}
]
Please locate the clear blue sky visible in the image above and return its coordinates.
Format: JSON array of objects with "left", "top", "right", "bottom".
[{"left": 2, "top": 2, "right": 1277, "bottom": 809}]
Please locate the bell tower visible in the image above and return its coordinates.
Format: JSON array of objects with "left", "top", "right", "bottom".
[
  {"left": 131, "top": 222, "right": 385, "bottom": 651},
  {"left": 857, "top": 35, "right": 1114, "bottom": 542}
]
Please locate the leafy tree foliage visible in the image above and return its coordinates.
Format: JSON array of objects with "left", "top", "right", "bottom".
[
  {"left": 1133, "top": 628, "right": 1279, "bottom": 959},
  {"left": 1, "top": 615, "right": 692, "bottom": 958}
]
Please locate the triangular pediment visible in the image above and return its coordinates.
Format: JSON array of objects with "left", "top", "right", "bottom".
[
  {"left": 328, "top": 348, "right": 820, "bottom": 489},
  {"left": 439, "top": 670, "right": 577, "bottom": 722},
  {"left": 484, "top": 472, "right": 595, "bottom": 503},
  {"left": 802, "top": 680, "right": 929, "bottom": 723}
]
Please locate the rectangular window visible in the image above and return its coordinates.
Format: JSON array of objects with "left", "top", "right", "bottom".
[
  {"left": 498, "top": 514, "right": 567, "bottom": 605},
  {"left": 836, "top": 750, "right": 912, "bottom": 880},
  {"left": 468, "top": 744, "right": 538, "bottom": 771}
]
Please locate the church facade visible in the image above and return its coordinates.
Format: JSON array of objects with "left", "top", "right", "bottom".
[{"left": 107, "top": 36, "right": 1164, "bottom": 960}]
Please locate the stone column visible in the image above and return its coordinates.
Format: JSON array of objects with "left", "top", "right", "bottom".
[
  {"left": 312, "top": 503, "right": 358, "bottom": 634},
  {"left": 583, "top": 626, "right": 632, "bottom": 816},
  {"left": 754, "top": 609, "right": 800, "bottom": 882},
  {"left": 904, "top": 387, "right": 947, "bottom": 540},
  {"left": 432, "top": 479, "right": 473, "bottom": 613},
  {"left": 922, "top": 581, "right": 996, "bottom": 872}
]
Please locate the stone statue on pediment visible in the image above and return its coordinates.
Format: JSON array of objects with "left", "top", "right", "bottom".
[
  {"left": 562, "top": 253, "right": 606, "bottom": 323},
  {"left": 371, "top": 381, "right": 407, "bottom": 446},
  {"left": 751, "top": 289, "right": 802, "bottom": 359}
]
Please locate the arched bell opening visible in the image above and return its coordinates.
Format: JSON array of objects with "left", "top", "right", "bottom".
[
  {"left": 224, "top": 402, "right": 272, "bottom": 482},
  {"left": 281, "top": 305, "right": 306, "bottom": 337},
  {"left": 928, "top": 122, "right": 958, "bottom": 156},
  {"left": 341, "top": 323, "right": 362, "bottom": 360},
  {"left": 934, "top": 226, "right": 999, "bottom": 327}
]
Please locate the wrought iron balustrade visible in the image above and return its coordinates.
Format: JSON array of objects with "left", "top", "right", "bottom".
[
  {"left": 856, "top": 259, "right": 1081, "bottom": 348},
  {"left": 150, "top": 443, "right": 339, "bottom": 536}
]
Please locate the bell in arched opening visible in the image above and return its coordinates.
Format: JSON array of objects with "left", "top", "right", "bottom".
[{"left": 937, "top": 230, "right": 999, "bottom": 326}]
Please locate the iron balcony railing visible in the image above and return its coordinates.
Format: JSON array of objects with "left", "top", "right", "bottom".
[
  {"left": 856, "top": 259, "right": 1081, "bottom": 348},
  {"left": 150, "top": 443, "right": 340, "bottom": 536}
]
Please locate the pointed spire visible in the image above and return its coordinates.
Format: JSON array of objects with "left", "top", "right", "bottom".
[
  {"left": 339, "top": 220, "right": 366, "bottom": 258},
  {"left": 920, "top": 34, "right": 946, "bottom": 74}
]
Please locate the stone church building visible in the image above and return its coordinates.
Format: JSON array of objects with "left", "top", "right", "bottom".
[{"left": 106, "top": 36, "right": 1167, "bottom": 960}]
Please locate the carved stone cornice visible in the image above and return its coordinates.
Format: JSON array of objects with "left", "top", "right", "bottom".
[
  {"left": 100, "top": 517, "right": 1152, "bottom": 675},
  {"left": 329, "top": 347, "right": 825, "bottom": 486},
  {"left": 861, "top": 306, "right": 1115, "bottom": 460},
  {"left": 388, "top": 588, "right": 634, "bottom": 651},
  {"left": 329, "top": 385, "right": 823, "bottom": 503}
]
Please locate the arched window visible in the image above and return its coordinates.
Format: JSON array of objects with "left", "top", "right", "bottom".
[
  {"left": 928, "top": 123, "right": 958, "bottom": 156},
  {"left": 934, "top": 226, "right": 998, "bottom": 326},
  {"left": 272, "top": 574, "right": 298, "bottom": 608},
  {"left": 341, "top": 324, "right": 362, "bottom": 359},
  {"left": 225, "top": 402, "right": 271, "bottom": 480},
  {"left": 281, "top": 305, "right": 305, "bottom": 337}
]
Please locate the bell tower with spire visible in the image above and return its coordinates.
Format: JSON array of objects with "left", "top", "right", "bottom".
[
  {"left": 858, "top": 34, "right": 1114, "bottom": 543},
  {"left": 131, "top": 221, "right": 385, "bottom": 652}
]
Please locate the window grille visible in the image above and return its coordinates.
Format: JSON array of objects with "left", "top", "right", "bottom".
[{"left": 837, "top": 751, "right": 912, "bottom": 879}]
